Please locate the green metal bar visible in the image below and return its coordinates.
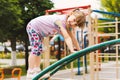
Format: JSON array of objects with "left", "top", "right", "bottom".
[
  {"left": 33, "top": 39, "right": 120, "bottom": 80},
  {"left": 43, "top": 52, "right": 85, "bottom": 80},
  {"left": 50, "top": 56, "right": 76, "bottom": 76},
  {"left": 42, "top": 57, "right": 77, "bottom": 80}
]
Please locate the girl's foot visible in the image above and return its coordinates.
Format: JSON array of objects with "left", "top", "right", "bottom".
[{"left": 26, "top": 70, "right": 35, "bottom": 80}]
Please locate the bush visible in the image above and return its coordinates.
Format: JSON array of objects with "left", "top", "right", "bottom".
[
  {"left": 0, "top": 52, "right": 25, "bottom": 59},
  {"left": 16, "top": 52, "right": 25, "bottom": 59},
  {"left": 0, "top": 52, "right": 11, "bottom": 59}
]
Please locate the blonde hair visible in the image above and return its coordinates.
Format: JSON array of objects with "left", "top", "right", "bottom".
[
  {"left": 72, "top": 8, "right": 86, "bottom": 28},
  {"left": 67, "top": 8, "right": 86, "bottom": 29}
]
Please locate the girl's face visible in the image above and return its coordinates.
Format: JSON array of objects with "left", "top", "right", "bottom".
[{"left": 67, "top": 15, "right": 77, "bottom": 27}]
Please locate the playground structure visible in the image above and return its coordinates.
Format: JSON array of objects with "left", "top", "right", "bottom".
[
  {"left": 34, "top": 5, "right": 120, "bottom": 80},
  {"left": 0, "top": 68, "right": 22, "bottom": 80}
]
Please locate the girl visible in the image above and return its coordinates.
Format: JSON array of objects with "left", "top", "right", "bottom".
[{"left": 26, "top": 8, "right": 86, "bottom": 79}]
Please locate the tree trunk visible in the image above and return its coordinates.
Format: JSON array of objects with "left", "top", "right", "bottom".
[
  {"left": 11, "top": 51, "right": 17, "bottom": 66},
  {"left": 10, "top": 38, "right": 17, "bottom": 66},
  {"left": 25, "top": 39, "right": 29, "bottom": 71}
]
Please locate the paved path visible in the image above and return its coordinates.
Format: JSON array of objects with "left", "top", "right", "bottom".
[
  {"left": 5, "top": 61, "right": 120, "bottom": 80},
  {"left": 0, "top": 59, "right": 25, "bottom": 67},
  {"left": 0, "top": 59, "right": 56, "bottom": 67},
  {"left": 0, "top": 59, "right": 56, "bottom": 80},
  {"left": 1, "top": 59, "right": 120, "bottom": 80},
  {"left": 51, "top": 61, "right": 120, "bottom": 80},
  {"left": 4, "top": 76, "right": 26, "bottom": 80}
]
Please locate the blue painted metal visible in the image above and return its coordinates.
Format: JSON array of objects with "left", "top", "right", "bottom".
[
  {"left": 93, "top": 10, "right": 120, "bottom": 17},
  {"left": 50, "top": 34, "right": 64, "bottom": 45},
  {"left": 84, "top": 33, "right": 88, "bottom": 73},
  {"left": 98, "top": 18, "right": 115, "bottom": 21},
  {"left": 76, "top": 31, "right": 81, "bottom": 75}
]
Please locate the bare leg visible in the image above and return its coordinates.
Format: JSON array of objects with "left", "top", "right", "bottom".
[
  {"left": 28, "top": 53, "right": 41, "bottom": 71},
  {"left": 28, "top": 53, "right": 41, "bottom": 68},
  {"left": 26, "top": 25, "right": 42, "bottom": 79},
  {"left": 28, "top": 53, "right": 37, "bottom": 70},
  {"left": 34, "top": 56, "right": 41, "bottom": 68}
]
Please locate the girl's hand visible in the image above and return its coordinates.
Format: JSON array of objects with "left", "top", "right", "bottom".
[{"left": 71, "top": 50, "right": 77, "bottom": 53}]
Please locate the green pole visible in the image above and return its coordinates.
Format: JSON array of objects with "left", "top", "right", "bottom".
[{"left": 33, "top": 39, "right": 120, "bottom": 80}]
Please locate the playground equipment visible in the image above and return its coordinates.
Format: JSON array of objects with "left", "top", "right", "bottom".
[
  {"left": 50, "top": 34, "right": 64, "bottom": 60},
  {"left": 0, "top": 68, "right": 22, "bottom": 80},
  {"left": 49, "top": 27, "right": 89, "bottom": 76},
  {"left": 93, "top": 9, "right": 120, "bottom": 79},
  {"left": 33, "top": 39, "right": 120, "bottom": 80},
  {"left": 50, "top": 34, "right": 64, "bottom": 46},
  {"left": 37, "top": 5, "right": 120, "bottom": 80},
  {"left": 45, "top": 5, "right": 91, "bottom": 14},
  {"left": 76, "top": 26, "right": 88, "bottom": 74},
  {"left": 45, "top": 4, "right": 91, "bottom": 77}
]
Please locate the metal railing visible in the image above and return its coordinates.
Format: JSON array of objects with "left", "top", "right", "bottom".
[{"left": 33, "top": 39, "right": 120, "bottom": 80}]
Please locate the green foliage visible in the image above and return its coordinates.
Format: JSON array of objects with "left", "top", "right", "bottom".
[
  {"left": 0, "top": 52, "right": 11, "bottom": 59},
  {"left": 99, "top": 0, "right": 120, "bottom": 35},
  {"left": 101, "top": 0, "right": 120, "bottom": 19},
  {"left": 0, "top": 0, "right": 23, "bottom": 40},
  {"left": 19, "top": 0, "right": 54, "bottom": 22},
  {"left": 0, "top": 0, "right": 54, "bottom": 41},
  {"left": 16, "top": 52, "right": 25, "bottom": 59},
  {"left": 0, "top": 0, "right": 54, "bottom": 52},
  {"left": 0, "top": 52, "right": 25, "bottom": 59},
  {"left": 17, "top": 0, "right": 54, "bottom": 45}
]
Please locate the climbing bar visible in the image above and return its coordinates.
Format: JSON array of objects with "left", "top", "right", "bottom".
[
  {"left": 33, "top": 39, "right": 120, "bottom": 80},
  {"left": 98, "top": 18, "right": 115, "bottom": 21},
  {"left": 93, "top": 10, "right": 120, "bottom": 17},
  {"left": 46, "top": 5, "right": 91, "bottom": 13}
]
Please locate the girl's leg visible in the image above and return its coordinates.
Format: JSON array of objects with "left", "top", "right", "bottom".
[
  {"left": 28, "top": 53, "right": 37, "bottom": 70},
  {"left": 28, "top": 53, "right": 41, "bottom": 73},
  {"left": 34, "top": 56, "right": 41, "bottom": 68},
  {"left": 33, "top": 56, "right": 41, "bottom": 74},
  {"left": 26, "top": 26, "right": 42, "bottom": 79}
]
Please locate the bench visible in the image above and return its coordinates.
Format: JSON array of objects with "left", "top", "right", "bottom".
[{"left": 0, "top": 68, "right": 22, "bottom": 80}]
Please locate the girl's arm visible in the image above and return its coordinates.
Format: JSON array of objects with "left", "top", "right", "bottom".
[
  {"left": 68, "top": 29, "right": 81, "bottom": 51},
  {"left": 55, "top": 20, "right": 75, "bottom": 53}
]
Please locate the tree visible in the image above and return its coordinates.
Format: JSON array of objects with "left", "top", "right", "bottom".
[
  {"left": 0, "top": 0, "right": 23, "bottom": 66},
  {"left": 0, "top": 0, "right": 54, "bottom": 67},
  {"left": 100, "top": 0, "right": 120, "bottom": 34},
  {"left": 18, "top": 0, "right": 54, "bottom": 42},
  {"left": 101, "top": 0, "right": 120, "bottom": 19}
]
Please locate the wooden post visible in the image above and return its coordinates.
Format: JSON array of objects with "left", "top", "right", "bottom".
[
  {"left": 94, "top": 15, "right": 99, "bottom": 80},
  {"left": 87, "top": 8, "right": 95, "bottom": 80},
  {"left": 115, "top": 17, "right": 119, "bottom": 79},
  {"left": 43, "top": 37, "right": 50, "bottom": 68}
]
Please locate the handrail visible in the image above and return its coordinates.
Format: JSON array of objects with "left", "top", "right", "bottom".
[
  {"left": 33, "top": 39, "right": 120, "bottom": 80},
  {"left": 46, "top": 5, "right": 91, "bottom": 13},
  {"left": 92, "top": 10, "right": 120, "bottom": 17}
]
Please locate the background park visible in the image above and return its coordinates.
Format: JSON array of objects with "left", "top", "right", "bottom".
[{"left": 0, "top": 0, "right": 120, "bottom": 80}]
